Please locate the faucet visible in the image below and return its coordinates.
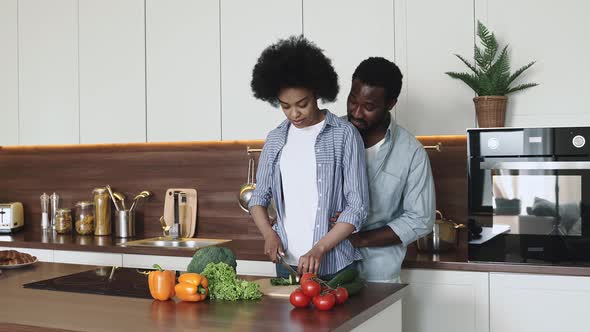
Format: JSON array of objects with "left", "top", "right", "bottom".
[{"left": 159, "top": 216, "right": 171, "bottom": 236}]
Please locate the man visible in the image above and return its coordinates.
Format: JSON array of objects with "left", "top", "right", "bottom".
[{"left": 343, "top": 57, "right": 436, "bottom": 283}]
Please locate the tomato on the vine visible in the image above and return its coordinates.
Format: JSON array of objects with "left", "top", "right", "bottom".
[
  {"left": 331, "top": 287, "right": 349, "bottom": 305},
  {"left": 312, "top": 293, "right": 336, "bottom": 311},
  {"left": 301, "top": 280, "right": 321, "bottom": 297},
  {"left": 299, "top": 272, "right": 317, "bottom": 284},
  {"left": 289, "top": 288, "right": 311, "bottom": 308}
]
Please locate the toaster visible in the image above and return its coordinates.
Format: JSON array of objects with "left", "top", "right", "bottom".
[{"left": 0, "top": 202, "right": 24, "bottom": 234}]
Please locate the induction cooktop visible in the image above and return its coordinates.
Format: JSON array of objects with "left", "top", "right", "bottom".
[{"left": 23, "top": 267, "right": 155, "bottom": 299}]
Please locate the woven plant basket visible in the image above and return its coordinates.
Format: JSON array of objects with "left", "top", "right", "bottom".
[{"left": 473, "top": 96, "right": 508, "bottom": 128}]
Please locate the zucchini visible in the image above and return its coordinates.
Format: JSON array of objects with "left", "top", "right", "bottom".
[
  {"left": 339, "top": 277, "right": 364, "bottom": 296},
  {"left": 326, "top": 268, "right": 359, "bottom": 288}
]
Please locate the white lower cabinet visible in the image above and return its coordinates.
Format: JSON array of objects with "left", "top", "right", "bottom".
[
  {"left": 122, "top": 254, "right": 191, "bottom": 271},
  {"left": 353, "top": 300, "right": 402, "bottom": 332},
  {"left": 53, "top": 250, "right": 123, "bottom": 267},
  {"left": 0, "top": 246, "right": 53, "bottom": 262},
  {"left": 400, "top": 268, "right": 490, "bottom": 332},
  {"left": 490, "top": 272, "right": 590, "bottom": 332},
  {"left": 122, "top": 254, "right": 275, "bottom": 276},
  {"left": 235, "top": 259, "right": 276, "bottom": 277}
]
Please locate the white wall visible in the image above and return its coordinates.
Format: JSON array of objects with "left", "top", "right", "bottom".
[{"left": 0, "top": 0, "right": 586, "bottom": 144}]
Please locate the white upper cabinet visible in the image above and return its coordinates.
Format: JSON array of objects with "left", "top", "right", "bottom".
[
  {"left": 303, "top": 0, "right": 395, "bottom": 117},
  {"left": 0, "top": 0, "right": 18, "bottom": 145},
  {"left": 146, "top": 0, "right": 221, "bottom": 142},
  {"left": 79, "top": 0, "right": 146, "bottom": 144},
  {"left": 477, "top": 0, "right": 590, "bottom": 127},
  {"left": 18, "top": 0, "right": 79, "bottom": 145},
  {"left": 220, "top": 0, "right": 303, "bottom": 141},
  {"left": 395, "top": 0, "right": 475, "bottom": 135}
]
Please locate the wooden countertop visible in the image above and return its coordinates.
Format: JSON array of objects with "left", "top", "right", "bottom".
[{"left": 0, "top": 262, "right": 406, "bottom": 332}]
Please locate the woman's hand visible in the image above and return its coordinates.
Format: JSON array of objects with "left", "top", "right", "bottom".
[
  {"left": 263, "top": 231, "right": 284, "bottom": 263},
  {"left": 301, "top": 222, "right": 355, "bottom": 274},
  {"left": 298, "top": 245, "right": 327, "bottom": 275}
]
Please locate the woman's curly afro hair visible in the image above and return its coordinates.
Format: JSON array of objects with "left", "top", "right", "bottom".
[{"left": 251, "top": 35, "right": 339, "bottom": 107}]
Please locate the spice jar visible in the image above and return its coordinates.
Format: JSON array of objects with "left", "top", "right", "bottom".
[
  {"left": 75, "top": 201, "right": 95, "bottom": 235},
  {"left": 55, "top": 208, "right": 72, "bottom": 234},
  {"left": 93, "top": 188, "right": 112, "bottom": 236}
]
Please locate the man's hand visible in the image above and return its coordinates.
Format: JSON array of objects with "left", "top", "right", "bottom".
[
  {"left": 331, "top": 211, "right": 401, "bottom": 247},
  {"left": 263, "top": 231, "right": 284, "bottom": 263},
  {"left": 298, "top": 245, "right": 326, "bottom": 275},
  {"left": 347, "top": 232, "right": 362, "bottom": 247}
]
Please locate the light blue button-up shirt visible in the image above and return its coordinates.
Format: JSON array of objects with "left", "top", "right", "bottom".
[
  {"left": 249, "top": 110, "right": 369, "bottom": 276},
  {"left": 358, "top": 115, "right": 436, "bottom": 282}
]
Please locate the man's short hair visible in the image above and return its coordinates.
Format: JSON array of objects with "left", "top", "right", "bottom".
[{"left": 352, "top": 57, "right": 403, "bottom": 103}]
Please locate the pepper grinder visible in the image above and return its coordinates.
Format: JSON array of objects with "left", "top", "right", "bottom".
[
  {"left": 49, "top": 192, "right": 60, "bottom": 231},
  {"left": 40, "top": 193, "right": 50, "bottom": 230}
]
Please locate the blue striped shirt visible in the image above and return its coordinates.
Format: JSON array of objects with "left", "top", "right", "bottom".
[{"left": 249, "top": 110, "right": 369, "bottom": 276}]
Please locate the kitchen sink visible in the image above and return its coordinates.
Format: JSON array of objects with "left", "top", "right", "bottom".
[{"left": 119, "top": 237, "right": 231, "bottom": 250}]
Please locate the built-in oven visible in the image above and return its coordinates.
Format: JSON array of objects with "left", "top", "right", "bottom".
[{"left": 468, "top": 127, "right": 590, "bottom": 265}]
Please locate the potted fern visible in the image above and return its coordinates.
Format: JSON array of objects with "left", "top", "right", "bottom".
[{"left": 446, "top": 21, "right": 538, "bottom": 127}]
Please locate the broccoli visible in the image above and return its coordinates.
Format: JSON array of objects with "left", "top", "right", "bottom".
[{"left": 186, "top": 246, "right": 237, "bottom": 274}]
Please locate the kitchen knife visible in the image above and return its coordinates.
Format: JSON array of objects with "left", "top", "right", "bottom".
[{"left": 277, "top": 253, "right": 300, "bottom": 282}]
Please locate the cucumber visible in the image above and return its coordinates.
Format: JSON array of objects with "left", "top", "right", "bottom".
[
  {"left": 327, "top": 268, "right": 359, "bottom": 288},
  {"left": 339, "top": 278, "right": 364, "bottom": 296},
  {"left": 270, "top": 275, "right": 298, "bottom": 286}
]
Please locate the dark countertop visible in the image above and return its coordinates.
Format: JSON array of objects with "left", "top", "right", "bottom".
[
  {"left": 0, "top": 231, "right": 264, "bottom": 260},
  {"left": 3, "top": 231, "right": 590, "bottom": 277},
  {"left": 0, "top": 262, "right": 406, "bottom": 332},
  {"left": 403, "top": 245, "right": 590, "bottom": 277}
]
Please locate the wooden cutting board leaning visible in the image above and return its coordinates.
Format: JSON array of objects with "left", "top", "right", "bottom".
[{"left": 163, "top": 188, "right": 197, "bottom": 238}]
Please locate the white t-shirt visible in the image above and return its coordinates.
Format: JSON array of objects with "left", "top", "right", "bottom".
[
  {"left": 280, "top": 120, "right": 325, "bottom": 265},
  {"left": 365, "top": 136, "right": 386, "bottom": 164}
]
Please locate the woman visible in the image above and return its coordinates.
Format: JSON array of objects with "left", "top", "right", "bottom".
[{"left": 248, "top": 35, "right": 368, "bottom": 279}]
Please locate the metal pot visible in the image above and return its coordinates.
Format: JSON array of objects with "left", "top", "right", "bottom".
[{"left": 417, "top": 210, "right": 466, "bottom": 252}]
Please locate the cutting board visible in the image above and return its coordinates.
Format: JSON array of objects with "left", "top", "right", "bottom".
[
  {"left": 253, "top": 278, "right": 299, "bottom": 298},
  {"left": 163, "top": 188, "right": 197, "bottom": 238}
]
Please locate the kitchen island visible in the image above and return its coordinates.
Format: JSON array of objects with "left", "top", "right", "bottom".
[{"left": 0, "top": 262, "right": 405, "bottom": 332}]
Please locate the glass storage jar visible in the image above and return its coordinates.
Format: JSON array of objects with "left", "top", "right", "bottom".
[
  {"left": 93, "top": 188, "right": 111, "bottom": 236},
  {"left": 55, "top": 208, "right": 72, "bottom": 234},
  {"left": 75, "top": 201, "right": 95, "bottom": 235}
]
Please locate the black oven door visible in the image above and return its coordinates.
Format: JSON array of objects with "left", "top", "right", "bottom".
[{"left": 469, "top": 158, "right": 590, "bottom": 265}]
